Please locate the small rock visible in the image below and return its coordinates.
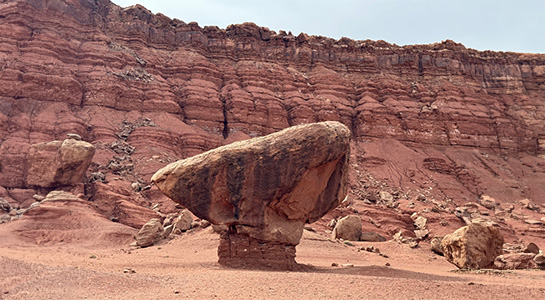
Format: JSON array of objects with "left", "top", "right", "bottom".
[
  {"left": 162, "top": 224, "right": 174, "bottom": 238},
  {"left": 66, "top": 133, "right": 82, "bottom": 140},
  {"left": 534, "top": 253, "right": 545, "bottom": 270},
  {"left": 341, "top": 263, "right": 354, "bottom": 267},
  {"left": 479, "top": 195, "right": 498, "bottom": 210},
  {"left": 430, "top": 237, "right": 444, "bottom": 255},
  {"left": 135, "top": 218, "right": 163, "bottom": 247},
  {"left": 343, "top": 241, "right": 355, "bottom": 246},
  {"left": 379, "top": 253, "right": 389, "bottom": 258},
  {"left": 1, "top": 214, "right": 11, "bottom": 223},
  {"left": 32, "top": 194, "right": 45, "bottom": 202},
  {"left": 172, "top": 209, "right": 193, "bottom": 233},
  {"left": 414, "top": 229, "right": 429, "bottom": 240},
  {"left": 494, "top": 253, "right": 537, "bottom": 270},
  {"left": 385, "top": 262, "right": 391, "bottom": 266},
  {"left": 199, "top": 220, "right": 211, "bottom": 228},
  {"left": 131, "top": 182, "right": 141, "bottom": 192},
  {"left": 408, "top": 240, "right": 419, "bottom": 248},
  {"left": 331, "top": 262, "right": 339, "bottom": 267},
  {"left": 518, "top": 199, "right": 539, "bottom": 211},
  {"left": 413, "top": 216, "right": 427, "bottom": 230},
  {"left": 303, "top": 224, "right": 316, "bottom": 232},
  {"left": 123, "top": 268, "right": 136, "bottom": 274},
  {"left": 0, "top": 198, "right": 11, "bottom": 212},
  {"left": 360, "top": 232, "right": 386, "bottom": 242},
  {"left": 524, "top": 243, "right": 540, "bottom": 255},
  {"left": 327, "top": 218, "right": 337, "bottom": 228}
]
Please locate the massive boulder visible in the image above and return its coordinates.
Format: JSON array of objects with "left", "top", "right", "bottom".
[
  {"left": 152, "top": 121, "right": 351, "bottom": 269},
  {"left": 26, "top": 139, "right": 95, "bottom": 187},
  {"left": 441, "top": 223, "right": 504, "bottom": 269}
]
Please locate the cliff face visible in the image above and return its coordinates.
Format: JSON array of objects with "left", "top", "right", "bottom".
[{"left": 1, "top": 0, "right": 544, "bottom": 243}]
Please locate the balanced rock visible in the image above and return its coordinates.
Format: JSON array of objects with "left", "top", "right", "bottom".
[
  {"left": 332, "top": 215, "right": 362, "bottom": 241},
  {"left": 441, "top": 223, "right": 504, "bottom": 269},
  {"left": 26, "top": 139, "right": 95, "bottom": 187},
  {"left": 152, "top": 121, "right": 351, "bottom": 269}
]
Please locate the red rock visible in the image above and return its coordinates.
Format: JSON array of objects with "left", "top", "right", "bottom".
[{"left": 0, "top": 0, "right": 544, "bottom": 251}]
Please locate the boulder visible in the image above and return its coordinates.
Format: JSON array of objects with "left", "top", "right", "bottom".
[
  {"left": 172, "top": 209, "right": 193, "bottom": 233},
  {"left": 26, "top": 139, "right": 95, "bottom": 187},
  {"left": 430, "top": 236, "right": 443, "bottom": 255},
  {"left": 441, "top": 223, "right": 504, "bottom": 269},
  {"left": 360, "top": 232, "right": 386, "bottom": 242},
  {"left": 494, "top": 253, "right": 537, "bottom": 270},
  {"left": 534, "top": 253, "right": 545, "bottom": 270},
  {"left": 152, "top": 121, "right": 351, "bottom": 269},
  {"left": 0, "top": 197, "right": 11, "bottom": 212},
  {"left": 479, "top": 195, "right": 498, "bottom": 210},
  {"left": 331, "top": 215, "right": 362, "bottom": 241},
  {"left": 524, "top": 242, "right": 540, "bottom": 255},
  {"left": 135, "top": 218, "right": 163, "bottom": 247}
]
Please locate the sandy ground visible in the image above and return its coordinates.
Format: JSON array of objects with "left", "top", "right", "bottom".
[{"left": 1, "top": 228, "right": 544, "bottom": 300}]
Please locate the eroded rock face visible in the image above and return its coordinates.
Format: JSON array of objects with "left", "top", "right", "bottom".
[
  {"left": 152, "top": 121, "right": 350, "bottom": 268},
  {"left": 26, "top": 139, "right": 95, "bottom": 187},
  {"left": 494, "top": 253, "right": 537, "bottom": 270},
  {"left": 441, "top": 223, "right": 504, "bottom": 269}
]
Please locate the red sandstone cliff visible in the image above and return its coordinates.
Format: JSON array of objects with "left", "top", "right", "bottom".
[{"left": 0, "top": 0, "right": 544, "bottom": 245}]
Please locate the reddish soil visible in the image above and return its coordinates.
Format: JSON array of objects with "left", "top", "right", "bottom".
[{"left": 1, "top": 228, "right": 544, "bottom": 300}]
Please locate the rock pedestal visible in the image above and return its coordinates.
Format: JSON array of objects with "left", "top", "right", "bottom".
[
  {"left": 218, "top": 230, "right": 297, "bottom": 270},
  {"left": 152, "top": 121, "right": 351, "bottom": 268}
]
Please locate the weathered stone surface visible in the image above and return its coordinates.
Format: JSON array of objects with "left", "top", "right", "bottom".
[
  {"left": 152, "top": 121, "right": 350, "bottom": 245},
  {"left": 534, "top": 253, "right": 545, "bottom": 270},
  {"left": 26, "top": 139, "right": 95, "bottom": 187},
  {"left": 135, "top": 218, "right": 163, "bottom": 247},
  {"left": 430, "top": 237, "right": 444, "bottom": 255},
  {"left": 494, "top": 253, "right": 538, "bottom": 270},
  {"left": 0, "top": 198, "right": 11, "bottom": 212},
  {"left": 524, "top": 242, "right": 540, "bottom": 255},
  {"left": 441, "top": 223, "right": 504, "bottom": 269},
  {"left": 360, "top": 232, "right": 386, "bottom": 242},
  {"left": 331, "top": 215, "right": 362, "bottom": 241},
  {"left": 172, "top": 209, "right": 193, "bottom": 233}
]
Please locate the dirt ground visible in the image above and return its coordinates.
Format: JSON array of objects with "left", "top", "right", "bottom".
[{"left": 1, "top": 227, "right": 544, "bottom": 300}]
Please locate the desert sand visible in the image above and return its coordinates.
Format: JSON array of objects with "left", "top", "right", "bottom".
[{"left": 2, "top": 227, "right": 544, "bottom": 300}]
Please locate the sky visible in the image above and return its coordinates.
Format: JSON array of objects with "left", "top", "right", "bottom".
[{"left": 111, "top": 0, "right": 545, "bottom": 54}]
